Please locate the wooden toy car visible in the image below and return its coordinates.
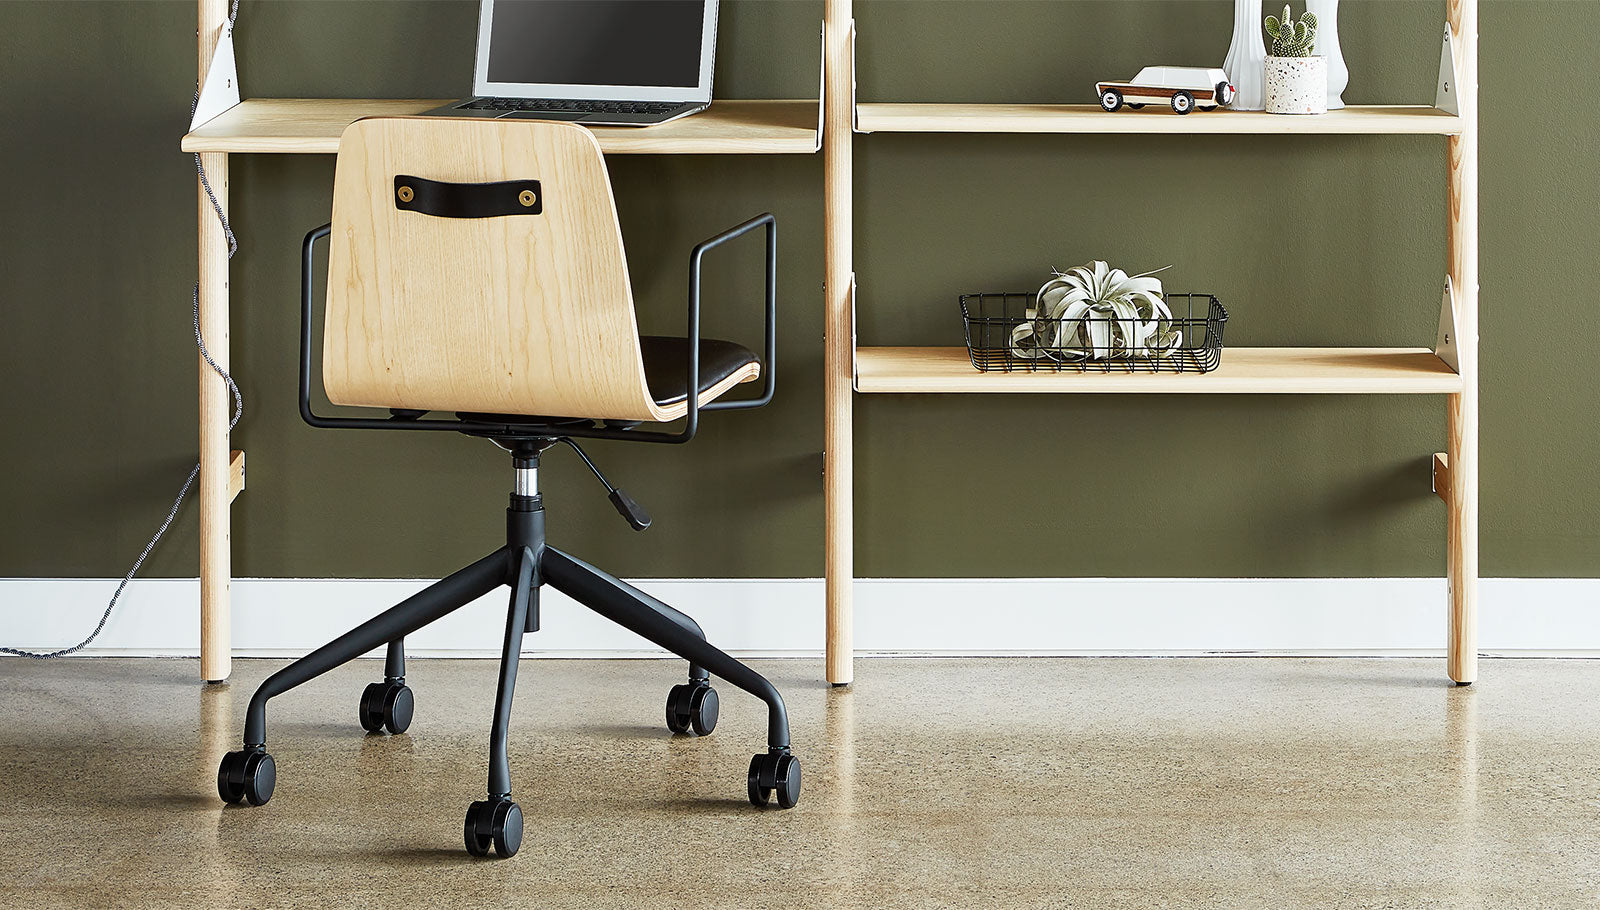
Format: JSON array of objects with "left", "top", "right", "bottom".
[{"left": 1096, "top": 67, "right": 1236, "bottom": 114}]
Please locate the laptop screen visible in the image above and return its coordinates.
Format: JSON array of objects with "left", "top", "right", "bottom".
[{"left": 485, "top": 1, "right": 707, "bottom": 90}]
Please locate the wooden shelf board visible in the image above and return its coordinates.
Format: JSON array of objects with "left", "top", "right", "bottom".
[
  {"left": 855, "top": 103, "right": 1462, "bottom": 136},
  {"left": 182, "top": 99, "right": 821, "bottom": 154},
  {"left": 854, "top": 346, "right": 1463, "bottom": 394}
]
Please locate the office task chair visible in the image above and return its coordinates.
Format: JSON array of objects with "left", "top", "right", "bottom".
[{"left": 215, "top": 118, "right": 797, "bottom": 857}]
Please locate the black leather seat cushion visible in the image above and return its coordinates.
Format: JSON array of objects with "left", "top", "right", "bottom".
[{"left": 639, "top": 335, "right": 758, "bottom": 407}]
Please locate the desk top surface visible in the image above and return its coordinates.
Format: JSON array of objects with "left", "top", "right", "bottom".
[{"left": 182, "top": 99, "right": 822, "bottom": 155}]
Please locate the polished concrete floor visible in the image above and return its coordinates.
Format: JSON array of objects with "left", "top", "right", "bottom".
[{"left": 1, "top": 657, "right": 1597, "bottom": 909}]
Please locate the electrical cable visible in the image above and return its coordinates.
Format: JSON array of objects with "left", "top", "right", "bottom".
[{"left": 2, "top": 6, "right": 243, "bottom": 658}]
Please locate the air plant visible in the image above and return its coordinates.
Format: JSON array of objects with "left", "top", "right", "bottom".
[
  {"left": 1265, "top": 4, "right": 1318, "bottom": 58},
  {"left": 1010, "top": 261, "right": 1180, "bottom": 362}
]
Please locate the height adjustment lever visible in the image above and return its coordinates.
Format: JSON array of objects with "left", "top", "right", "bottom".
[
  {"left": 558, "top": 439, "right": 652, "bottom": 531},
  {"left": 607, "top": 487, "right": 652, "bottom": 533}
]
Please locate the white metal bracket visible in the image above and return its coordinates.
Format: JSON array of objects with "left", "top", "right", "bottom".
[
  {"left": 849, "top": 19, "right": 859, "bottom": 133},
  {"left": 191, "top": 22, "right": 241, "bottom": 130},
  {"left": 1435, "top": 275, "right": 1460, "bottom": 372},
  {"left": 1435, "top": 22, "right": 1461, "bottom": 116},
  {"left": 849, "top": 273, "right": 859, "bottom": 391},
  {"left": 815, "top": 20, "right": 826, "bottom": 151}
]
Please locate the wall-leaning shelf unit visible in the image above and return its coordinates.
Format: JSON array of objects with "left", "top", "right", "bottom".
[
  {"left": 819, "top": 0, "right": 1479, "bottom": 685},
  {"left": 185, "top": 1, "right": 823, "bottom": 681}
]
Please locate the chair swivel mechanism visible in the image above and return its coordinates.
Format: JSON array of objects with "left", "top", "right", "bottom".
[{"left": 215, "top": 118, "right": 799, "bottom": 857}]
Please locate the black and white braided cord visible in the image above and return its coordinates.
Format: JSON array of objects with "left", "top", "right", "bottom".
[{"left": 2, "top": 14, "right": 243, "bottom": 658}]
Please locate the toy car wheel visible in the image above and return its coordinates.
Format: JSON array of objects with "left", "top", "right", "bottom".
[
  {"left": 1099, "top": 90, "right": 1123, "bottom": 112},
  {"left": 1171, "top": 91, "right": 1194, "bottom": 114},
  {"left": 1127, "top": 103, "right": 1145, "bottom": 109},
  {"left": 1216, "top": 81, "right": 1235, "bottom": 106}
]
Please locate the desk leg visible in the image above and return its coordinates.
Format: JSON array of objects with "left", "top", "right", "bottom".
[
  {"left": 823, "top": 0, "right": 854, "bottom": 686},
  {"left": 1445, "top": 395, "right": 1476, "bottom": 684},
  {"left": 198, "top": 150, "right": 232, "bottom": 683},
  {"left": 1444, "top": 0, "right": 1477, "bottom": 685}
]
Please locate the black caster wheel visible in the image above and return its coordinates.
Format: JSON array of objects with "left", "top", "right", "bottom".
[
  {"left": 464, "top": 798, "right": 523, "bottom": 858},
  {"left": 665, "top": 682, "right": 718, "bottom": 736},
  {"left": 359, "top": 681, "right": 414, "bottom": 734},
  {"left": 747, "top": 750, "right": 801, "bottom": 810},
  {"left": 217, "top": 748, "right": 276, "bottom": 806}
]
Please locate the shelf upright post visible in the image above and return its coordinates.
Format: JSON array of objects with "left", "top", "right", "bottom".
[
  {"left": 197, "top": 0, "right": 233, "bottom": 683},
  {"left": 1444, "top": 0, "right": 1478, "bottom": 684},
  {"left": 823, "top": 0, "right": 854, "bottom": 685}
]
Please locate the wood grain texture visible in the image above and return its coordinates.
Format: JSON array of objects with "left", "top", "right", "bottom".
[
  {"left": 197, "top": 0, "right": 231, "bottom": 683},
  {"left": 324, "top": 117, "right": 754, "bottom": 423},
  {"left": 181, "top": 99, "right": 821, "bottom": 155},
  {"left": 1445, "top": 0, "right": 1479, "bottom": 685},
  {"left": 855, "top": 103, "right": 1463, "bottom": 135},
  {"left": 854, "top": 347, "right": 1464, "bottom": 394},
  {"left": 823, "top": 0, "right": 854, "bottom": 685},
  {"left": 1098, "top": 84, "right": 1219, "bottom": 103},
  {"left": 1432, "top": 452, "right": 1450, "bottom": 503}
]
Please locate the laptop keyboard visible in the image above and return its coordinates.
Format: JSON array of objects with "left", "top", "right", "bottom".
[{"left": 461, "top": 98, "right": 682, "bottom": 115}]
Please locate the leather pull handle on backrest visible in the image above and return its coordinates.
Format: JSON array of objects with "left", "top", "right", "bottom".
[{"left": 393, "top": 175, "right": 543, "bottom": 218}]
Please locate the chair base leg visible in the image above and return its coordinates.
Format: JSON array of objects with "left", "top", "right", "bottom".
[
  {"left": 541, "top": 545, "right": 802, "bottom": 810},
  {"left": 464, "top": 546, "right": 535, "bottom": 859},
  {"left": 542, "top": 546, "right": 791, "bottom": 750},
  {"left": 238, "top": 547, "right": 511, "bottom": 749},
  {"left": 219, "top": 548, "right": 510, "bottom": 808}
]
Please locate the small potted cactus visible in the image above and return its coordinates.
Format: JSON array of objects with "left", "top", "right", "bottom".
[{"left": 1263, "top": 4, "right": 1326, "bottom": 114}]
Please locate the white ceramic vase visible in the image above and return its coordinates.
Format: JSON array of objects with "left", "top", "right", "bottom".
[
  {"left": 1223, "top": 0, "right": 1268, "bottom": 111},
  {"left": 1265, "top": 56, "right": 1328, "bottom": 114},
  {"left": 1306, "top": 0, "right": 1347, "bottom": 109}
]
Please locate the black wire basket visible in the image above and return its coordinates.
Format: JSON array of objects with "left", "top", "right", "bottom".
[{"left": 960, "top": 291, "right": 1228, "bottom": 373}]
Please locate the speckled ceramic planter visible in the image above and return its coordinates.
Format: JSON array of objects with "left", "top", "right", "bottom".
[{"left": 1264, "top": 56, "right": 1328, "bottom": 114}]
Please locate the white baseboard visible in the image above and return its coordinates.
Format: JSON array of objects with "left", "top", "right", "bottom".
[{"left": 4, "top": 576, "right": 1600, "bottom": 659}]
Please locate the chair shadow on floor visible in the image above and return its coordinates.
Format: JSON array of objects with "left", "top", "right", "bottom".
[
  {"left": 572, "top": 722, "right": 666, "bottom": 741},
  {"left": 351, "top": 844, "right": 480, "bottom": 866}
]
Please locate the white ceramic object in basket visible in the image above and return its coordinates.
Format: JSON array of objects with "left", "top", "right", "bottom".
[{"left": 1265, "top": 56, "right": 1328, "bottom": 114}]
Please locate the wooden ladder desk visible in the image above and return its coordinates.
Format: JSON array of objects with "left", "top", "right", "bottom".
[{"left": 182, "top": 0, "right": 822, "bottom": 681}]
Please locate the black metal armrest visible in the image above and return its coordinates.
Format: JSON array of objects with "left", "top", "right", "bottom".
[
  {"left": 298, "top": 213, "right": 777, "bottom": 445},
  {"left": 688, "top": 212, "right": 778, "bottom": 418}
]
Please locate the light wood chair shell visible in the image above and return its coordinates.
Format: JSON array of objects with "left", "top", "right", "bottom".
[{"left": 322, "top": 116, "right": 759, "bottom": 423}]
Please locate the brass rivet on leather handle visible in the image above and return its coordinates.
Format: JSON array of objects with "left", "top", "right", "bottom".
[
  {"left": 518, "top": 190, "right": 537, "bottom": 207},
  {"left": 397, "top": 185, "right": 414, "bottom": 203}
]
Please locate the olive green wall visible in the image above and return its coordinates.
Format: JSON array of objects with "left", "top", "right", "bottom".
[{"left": 2, "top": 1, "right": 1594, "bottom": 582}]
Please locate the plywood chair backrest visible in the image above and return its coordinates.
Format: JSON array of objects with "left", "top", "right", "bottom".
[{"left": 323, "top": 117, "right": 667, "bottom": 422}]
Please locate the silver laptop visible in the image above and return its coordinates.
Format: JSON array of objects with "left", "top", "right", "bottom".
[{"left": 425, "top": 0, "right": 718, "bottom": 127}]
